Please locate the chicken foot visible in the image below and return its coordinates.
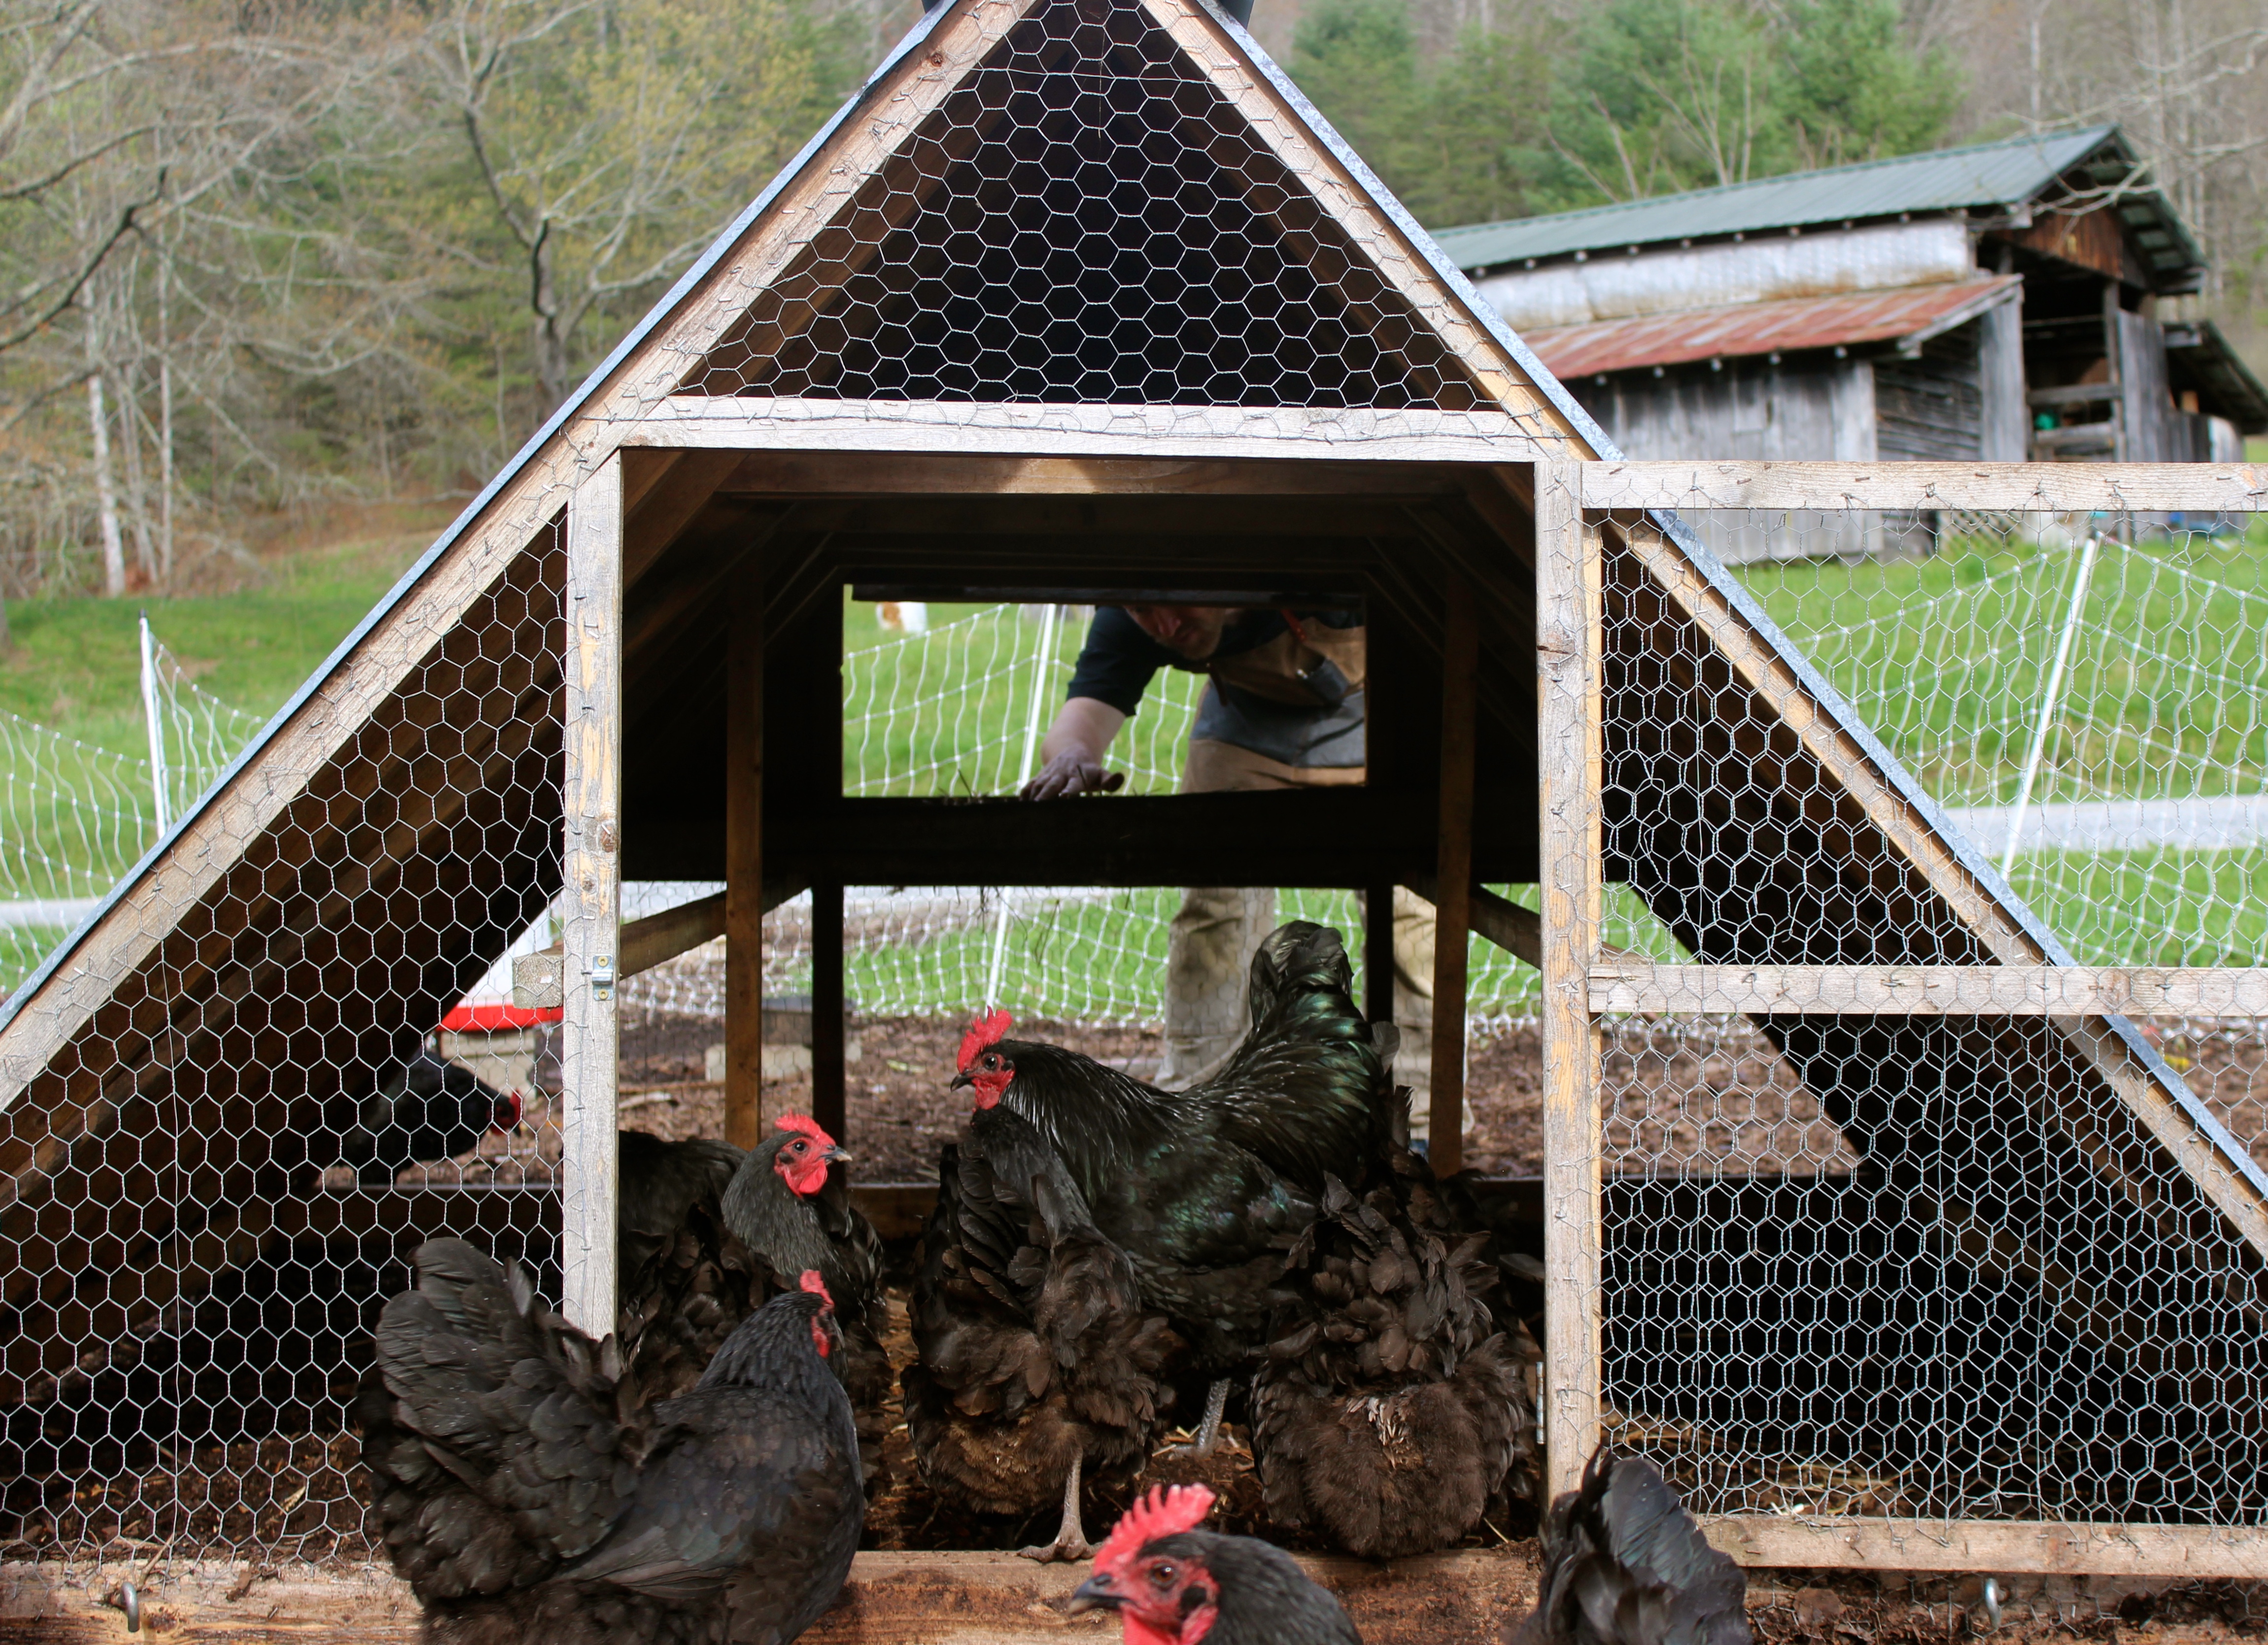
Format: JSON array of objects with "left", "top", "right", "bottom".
[
  {"left": 1161, "top": 1378, "right": 1230, "bottom": 1459},
  {"left": 1018, "top": 1454, "right": 1094, "bottom": 1563}
]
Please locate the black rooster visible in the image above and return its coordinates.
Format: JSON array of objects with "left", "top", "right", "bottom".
[
  {"left": 347, "top": 1048, "right": 521, "bottom": 1184},
  {"left": 1252, "top": 1172, "right": 1538, "bottom": 1557},
  {"left": 356, "top": 1240, "right": 861, "bottom": 1645},
  {"left": 1509, "top": 1451, "right": 1751, "bottom": 1645},
  {"left": 1070, "top": 1483, "right": 1362, "bottom": 1645},
  {"left": 717, "top": 1115, "right": 893, "bottom": 1489},
  {"left": 955, "top": 922, "right": 1393, "bottom": 1448},
  {"left": 902, "top": 1091, "right": 1180, "bottom": 1561}
]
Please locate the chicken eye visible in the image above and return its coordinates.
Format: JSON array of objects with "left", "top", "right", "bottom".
[
  {"left": 1148, "top": 1561, "right": 1176, "bottom": 1588},
  {"left": 790, "top": 1140, "right": 807, "bottom": 1153}
]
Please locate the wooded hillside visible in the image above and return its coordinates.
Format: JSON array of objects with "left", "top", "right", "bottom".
[{"left": 0, "top": 0, "right": 2258, "bottom": 602}]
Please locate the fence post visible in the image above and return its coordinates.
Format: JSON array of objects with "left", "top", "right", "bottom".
[
  {"left": 985, "top": 602, "right": 1061, "bottom": 1006},
  {"left": 137, "top": 612, "right": 172, "bottom": 834},
  {"left": 562, "top": 455, "right": 623, "bottom": 1336},
  {"left": 1536, "top": 459, "right": 1603, "bottom": 1502},
  {"left": 2000, "top": 528, "right": 2103, "bottom": 875}
]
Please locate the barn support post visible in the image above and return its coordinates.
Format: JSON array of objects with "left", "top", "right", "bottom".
[
  {"left": 812, "top": 878, "right": 846, "bottom": 1143},
  {"left": 725, "top": 560, "right": 765, "bottom": 1150},
  {"left": 1427, "top": 576, "right": 1478, "bottom": 1172},
  {"left": 1535, "top": 459, "right": 1603, "bottom": 1501},
  {"left": 1363, "top": 876, "right": 1396, "bottom": 1035},
  {"left": 562, "top": 453, "right": 624, "bottom": 1336}
]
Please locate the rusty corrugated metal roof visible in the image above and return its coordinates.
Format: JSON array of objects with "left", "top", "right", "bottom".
[
  {"left": 1435, "top": 127, "right": 2204, "bottom": 281},
  {"left": 1527, "top": 277, "right": 2022, "bottom": 379}
]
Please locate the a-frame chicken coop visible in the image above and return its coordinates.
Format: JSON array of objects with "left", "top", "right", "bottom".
[{"left": 3, "top": 0, "right": 2267, "bottom": 1629}]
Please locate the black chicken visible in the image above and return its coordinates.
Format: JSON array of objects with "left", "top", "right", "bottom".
[
  {"left": 614, "top": 1130, "right": 753, "bottom": 1407},
  {"left": 902, "top": 1089, "right": 1180, "bottom": 1562},
  {"left": 356, "top": 1239, "right": 861, "bottom": 1645},
  {"left": 1069, "top": 1483, "right": 1362, "bottom": 1645},
  {"left": 1252, "top": 1173, "right": 1538, "bottom": 1557},
  {"left": 954, "top": 922, "right": 1393, "bottom": 1447},
  {"left": 1509, "top": 1451, "right": 1751, "bottom": 1645},
  {"left": 717, "top": 1115, "right": 893, "bottom": 1488},
  {"left": 347, "top": 1048, "right": 521, "bottom": 1184}
]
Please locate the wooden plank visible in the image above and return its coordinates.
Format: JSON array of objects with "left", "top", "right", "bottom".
[
  {"left": 1535, "top": 461, "right": 1604, "bottom": 1500},
  {"left": 1429, "top": 576, "right": 1478, "bottom": 1174},
  {"left": 1701, "top": 1517, "right": 2268, "bottom": 1578},
  {"left": 622, "top": 450, "right": 752, "bottom": 588},
  {"left": 1591, "top": 962, "right": 2268, "bottom": 1017},
  {"left": 811, "top": 879, "right": 846, "bottom": 1145},
  {"left": 726, "top": 561, "right": 765, "bottom": 1151},
  {"left": 512, "top": 891, "right": 729, "bottom": 1007},
  {"left": 1406, "top": 875, "right": 1542, "bottom": 970},
  {"left": 721, "top": 452, "right": 1465, "bottom": 497},
  {"left": 0, "top": 1550, "right": 1538, "bottom": 1645},
  {"left": 1364, "top": 877, "right": 1396, "bottom": 1031},
  {"left": 560, "top": 455, "right": 623, "bottom": 1337},
  {"left": 641, "top": 398, "right": 1543, "bottom": 462},
  {"left": 1579, "top": 458, "right": 2267, "bottom": 514}
]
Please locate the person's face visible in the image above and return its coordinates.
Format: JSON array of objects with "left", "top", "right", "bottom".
[{"left": 1125, "top": 604, "right": 1234, "bottom": 661}]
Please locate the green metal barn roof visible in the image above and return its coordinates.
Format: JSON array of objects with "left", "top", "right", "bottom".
[{"left": 1434, "top": 126, "right": 2205, "bottom": 283}]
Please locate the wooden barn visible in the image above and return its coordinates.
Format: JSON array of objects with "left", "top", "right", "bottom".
[
  {"left": 1, "top": 0, "right": 2266, "bottom": 1633},
  {"left": 1435, "top": 129, "right": 2268, "bottom": 491}
]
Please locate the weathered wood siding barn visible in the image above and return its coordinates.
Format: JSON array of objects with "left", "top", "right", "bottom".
[{"left": 1435, "top": 129, "right": 2268, "bottom": 509}]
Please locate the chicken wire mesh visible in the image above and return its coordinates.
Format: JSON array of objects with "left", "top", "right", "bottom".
[
  {"left": 0, "top": 527, "right": 566, "bottom": 1563},
  {"left": 1576, "top": 496, "right": 2268, "bottom": 1540}
]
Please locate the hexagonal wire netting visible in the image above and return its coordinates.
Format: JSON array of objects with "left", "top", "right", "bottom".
[
  {"left": 0, "top": 526, "right": 565, "bottom": 1562},
  {"left": 1584, "top": 502, "right": 2268, "bottom": 1534}
]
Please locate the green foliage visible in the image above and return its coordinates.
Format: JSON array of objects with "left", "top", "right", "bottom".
[{"left": 1288, "top": 0, "right": 1961, "bottom": 224}]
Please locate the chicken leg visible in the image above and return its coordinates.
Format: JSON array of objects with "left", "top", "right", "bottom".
[
  {"left": 1162, "top": 1378, "right": 1230, "bottom": 1459},
  {"left": 1018, "top": 1454, "right": 1093, "bottom": 1563}
]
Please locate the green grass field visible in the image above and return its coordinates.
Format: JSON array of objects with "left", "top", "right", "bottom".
[{"left": 0, "top": 521, "right": 2259, "bottom": 999}]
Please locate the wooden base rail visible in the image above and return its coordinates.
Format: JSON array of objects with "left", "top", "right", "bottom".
[
  {"left": 1702, "top": 1516, "right": 2268, "bottom": 1578},
  {"left": 1591, "top": 962, "right": 2268, "bottom": 1018}
]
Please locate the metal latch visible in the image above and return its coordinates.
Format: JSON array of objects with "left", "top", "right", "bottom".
[{"left": 589, "top": 955, "right": 616, "bottom": 1002}]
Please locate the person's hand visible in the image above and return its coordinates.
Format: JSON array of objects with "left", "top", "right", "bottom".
[{"left": 1021, "top": 751, "right": 1126, "bottom": 800}]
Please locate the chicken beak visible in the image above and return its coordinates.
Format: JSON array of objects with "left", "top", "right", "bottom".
[
  {"left": 824, "top": 1144, "right": 853, "bottom": 1164},
  {"left": 949, "top": 1070, "right": 974, "bottom": 1089},
  {"left": 1065, "top": 1575, "right": 1122, "bottom": 1616}
]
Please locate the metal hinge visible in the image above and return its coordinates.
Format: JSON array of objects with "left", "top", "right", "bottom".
[{"left": 589, "top": 955, "right": 616, "bottom": 1002}]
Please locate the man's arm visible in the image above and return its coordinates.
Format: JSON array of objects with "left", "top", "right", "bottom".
[{"left": 1021, "top": 697, "right": 1129, "bottom": 799}]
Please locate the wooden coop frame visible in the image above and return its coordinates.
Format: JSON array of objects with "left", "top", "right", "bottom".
[{"left": 0, "top": 0, "right": 2264, "bottom": 1625}]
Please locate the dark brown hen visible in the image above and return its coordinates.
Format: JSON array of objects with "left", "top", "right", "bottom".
[
  {"left": 902, "top": 1094, "right": 1181, "bottom": 1561},
  {"left": 717, "top": 1115, "right": 893, "bottom": 1489},
  {"left": 1252, "top": 1172, "right": 1538, "bottom": 1557},
  {"left": 1509, "top": 1451, "right": 1751, "bottom": 1645},
  {"left": 356, "top": 1240, "right": 860, "bottom": 1645},
  {"left": 1069, "top": 1483, "right": 1362, "bottom": 1645},
  {"left": 954, "top": 922, "right": 1395, "bottom": 1446}
]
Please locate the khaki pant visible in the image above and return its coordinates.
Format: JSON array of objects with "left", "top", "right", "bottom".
[{"left": 1160, "top": 740, "right": 1447, "bottom": 1134}]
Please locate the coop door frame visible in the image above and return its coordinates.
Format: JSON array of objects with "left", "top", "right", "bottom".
[{"left": 1538, "top": 456, "right": 2268, "bottom": 1578}]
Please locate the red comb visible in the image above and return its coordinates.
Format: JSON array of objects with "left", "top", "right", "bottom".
[
  {"left": 957, "top": 1008, "right": 1014, "bottom": 1073},
  {"left": 797, "top": 1269, "right": 834, "bottom": 1310},
  {"left": 1092, "top": 1483, "right": 1215, "bottom": 1575},
  {"left": 777, "top": 1112, "right": 835, "bottom": 1147}
]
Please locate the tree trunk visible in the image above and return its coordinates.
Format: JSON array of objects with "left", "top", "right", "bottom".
[
  {"left": 157, "top": 257, "right": 174, "bottom": 580},
  {"left": 84, "top": 318, "right": 126, "bottom": 598},
  {"left": 531, "top": 224, "right": 572, "bottom": 412}
]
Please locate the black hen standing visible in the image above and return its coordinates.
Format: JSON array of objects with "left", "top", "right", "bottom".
[
  {"left": 717, "top": 1115, "right": 892, "bottom": 1488},
  {"left": 356, "top": 1240, "right": 861, "bottom": 1645},
  {"left": 614, "top": 1130, "right": 754, "bottom": 1406},
  {"left": 1070, "top": 1483, "right": 1362, "bottom": 1645},
  {"left": 1509, "top": 1452, "right": 1751, "bottom": 1645},
  {"left": 1252, "top": 1172, "right": 1538, "bottom": 1557},
  {"left": 955, "top": 922, "right": 1392, "bottom": 1442},
  {"left": 347, "top": 1049, "right": 521, "bottom": 1184},
  {"left": 902, "top": 1087, "right": 1180, "bottom": 1561}
]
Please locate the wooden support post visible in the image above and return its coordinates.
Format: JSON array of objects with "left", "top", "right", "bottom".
[
  {"left": 811, "top": 878, "right": 846, "bottom": 1144},
  {"left": 1427, "top": 576, "right": 1478, "bottom": 1174},
  {"left": 725, "top": 563, "right": 765, "bottom": 1150},
  {"left": 1364, "top": 878, "right": 1396, "bottom": 1032},
  {"left": 562, "top": 455, "right": 623, "bottom": 1337},
  {"left": 1535, "top": 459, "right": 1603, "bottom": 1503}
]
